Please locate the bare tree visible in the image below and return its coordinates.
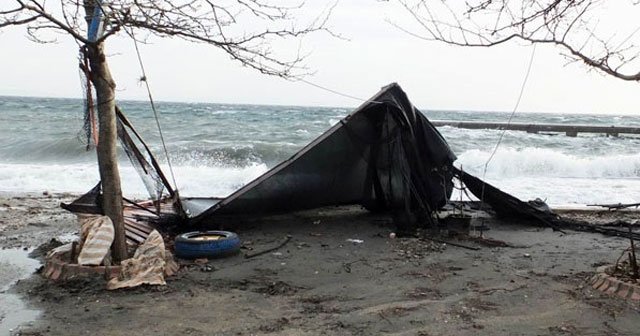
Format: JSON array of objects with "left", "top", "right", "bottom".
[
  {"left": 393, "top": 0, "right": 640, "bottom": 81},
  {"left": 1, "top": 0, "right": 333, "bottom": 262}
]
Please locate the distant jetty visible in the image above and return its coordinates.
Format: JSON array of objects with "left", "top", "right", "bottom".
[{"left": 431, "top": 121, "right": 640, "bottom": 137}]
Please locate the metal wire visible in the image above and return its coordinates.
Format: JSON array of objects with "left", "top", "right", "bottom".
[
  {"left": 482, "top": 43, "right": 537, "bottom": 179},
  {"left": 127, "top": 29, "right": 179, "bottom": 193},
  {"left": 91, "top": 2, "right": 179, "bottom": 194},
  {"left": 477, "top": 44, "right": 537, "bottom": 207}
]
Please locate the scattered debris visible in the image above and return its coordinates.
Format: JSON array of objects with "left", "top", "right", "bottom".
[
  {"left": 194, "top": 258, "right": 208, "bottom": 265},
  {"left": 342, "top": 259, "right": 366, "bottom": 273},
  {"left": 394, "top": 238, "right": 447, "bottom": 259},
  {"left": 405, "top": 287, "right": 443, "bottom": 300},
  {"left": 258, "top": 317, "right": 290, "bottom": 333},
  {"left": 463, "top": 236, "right": 517, "bottom": 248},
  {"left": 254, "top": 280, "right": 300, "bottom": 296},
  {"left": 245, "top": 235, "right": 292, "bottom": 259},
  {"left": 420, "top": 236, "right": 479, "bottom": 251},
  {"left": 477, "top": 284, "right": 527, "bottom": 294}
]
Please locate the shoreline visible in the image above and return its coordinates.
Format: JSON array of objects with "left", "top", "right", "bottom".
[{"left": 1, "top": 194, "right": 639, "bottom": 335}]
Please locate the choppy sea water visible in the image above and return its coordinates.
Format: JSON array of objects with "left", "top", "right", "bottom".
[{"left": 1, "top": 95, "right": 640, "bottom": 206}]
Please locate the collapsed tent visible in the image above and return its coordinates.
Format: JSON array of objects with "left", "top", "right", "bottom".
[
  {"left": 64, "top": 83, "right": 457, "bottom": 234},
  {"left": 183, "top": 83, "right": 457, "bottom": 229}
]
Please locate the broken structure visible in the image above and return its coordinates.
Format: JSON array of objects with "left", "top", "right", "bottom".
[
  {"left": 64, "top": 83, "right": 457, "bottom": 236},
  {"left": 62, "top": 82, "right": 640, "bottom": 244},
  {"left": 183, "top": 83, "right": 457, "bottom": 229}
]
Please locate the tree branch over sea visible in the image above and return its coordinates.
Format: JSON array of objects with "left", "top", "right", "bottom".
[{"left": 392, "top": 0, "right": 640, "bottom": 81}]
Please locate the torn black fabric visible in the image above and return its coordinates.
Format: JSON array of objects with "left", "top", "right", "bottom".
[
  {"left": 453, "top": 166, "right": 561, "bottom": 230},
  {"left": 189, "top": 83, "right": 456, "bottom": 228},
  {"left": 60, "top": 182, "right": 102, "bottom": 214}
]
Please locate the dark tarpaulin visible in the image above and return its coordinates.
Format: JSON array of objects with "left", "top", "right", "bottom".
[
  {"left": 452, "top": 166, "right": 560, "bottom": 228},
  {"left": 188, "top": 83, "right": 456, "bottom": 229},
  {"left": 454, "top": 166, "right": 640, "bottom": 240},
  {"left": 61, "top": 182, "right": 102, "bottom": 215}
]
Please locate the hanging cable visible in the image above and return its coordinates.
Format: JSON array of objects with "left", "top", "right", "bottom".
[
  {"left": 477, "top": 44, "right": 537, "bottom": 208},
  {"left": 296, "top": 78, "right": 387, "bottom": 105},
  {"left": 128, "top": 31, "right": 180, "bottom": 193},
  {"left": 92, "top": 2, "right": 179, "bottom": 194},
  {"left": 297, "top": 78, "right": 371, "bottom": 102},
  {"left": 482, "top": 44, "right": 537, "bottom": 178}
]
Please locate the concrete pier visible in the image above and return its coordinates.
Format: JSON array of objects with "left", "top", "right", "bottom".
[{"left": 431, "top": 121, "right": 640, "bottom": 137}]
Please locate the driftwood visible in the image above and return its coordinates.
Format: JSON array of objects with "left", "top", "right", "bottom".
[
  {"left": 601, "top": 220, "right": 638, "bottom": 228},
  {"left": 557, "top": 219, "right": 640, "bottom": 241},
  {"left": 587, "top": 202, "right": 640, "bottom": 210}
]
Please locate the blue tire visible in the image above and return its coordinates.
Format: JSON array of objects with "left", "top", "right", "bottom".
[{"left": 174, "top": 231, "right": 241, "bottom": 259}]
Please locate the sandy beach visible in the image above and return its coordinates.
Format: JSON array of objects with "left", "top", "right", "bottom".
[{"left": 0, "top": 193, "right": 638, "bottom": 335}]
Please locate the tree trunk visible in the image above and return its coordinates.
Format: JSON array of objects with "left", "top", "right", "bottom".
[{"left": 86, "top": 42, "right": 128, "bottom": 263}]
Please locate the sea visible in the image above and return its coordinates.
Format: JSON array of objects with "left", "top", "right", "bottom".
[{"left": 2, "top": 95, "right": 640, "bottom": 207}]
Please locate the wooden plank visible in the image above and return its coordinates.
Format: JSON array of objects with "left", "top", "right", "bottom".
[
  {"left": 124, "top": 230, "right": 146, "bottom": 244},
  {"left": 122, "top": 197, "right": 176, "bottom": 246},
  {"left": 126, "top": 220, "right": 154, "bottom": 234},
  {"left": 124, "top": 221, "right": 151, "bottom": 240}
]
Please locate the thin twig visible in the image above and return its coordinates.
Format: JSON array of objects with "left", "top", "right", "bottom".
[{"left": 245, "top": 235, "right": 292, "bottom": 259}]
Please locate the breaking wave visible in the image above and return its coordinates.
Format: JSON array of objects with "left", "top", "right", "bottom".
[
  {"left": 5, "top": 95, "right": 640, "bottom": 205},
  {"left": 456, "top": 147, "right": 640, "bottom": 178},
  {"left": 0, "top": 162, "right": 268, "bottom": 198}
]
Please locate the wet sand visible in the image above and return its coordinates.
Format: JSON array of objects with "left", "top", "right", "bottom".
[{"left": 2, "top": 195, "right": 640, "bottom": 335}]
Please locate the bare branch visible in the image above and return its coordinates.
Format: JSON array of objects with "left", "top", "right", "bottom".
[
  {"left": 394, "top": 0, "right": 640, "bottom": 81},
  {"left": 0, "top": 14, "right": 39, "bottom": 28},
  {"left": 1, "top": 0, "right": 335, "bottom": 78}
]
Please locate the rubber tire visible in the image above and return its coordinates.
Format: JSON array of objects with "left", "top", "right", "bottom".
[{"left": 174, "top": 231, "right": 241, "bottom": 259}]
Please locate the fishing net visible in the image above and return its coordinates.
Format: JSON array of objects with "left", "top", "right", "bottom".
[
  {"left": 116, "top": 108, "right": 171, "bottom": 203},
  {"left": 78, "top": 48, "right": 99, "bottom": 150}
]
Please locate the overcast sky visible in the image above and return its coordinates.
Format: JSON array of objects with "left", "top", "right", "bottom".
[{"left": 0, "top": 1, "right": 638, "bottom": 115}]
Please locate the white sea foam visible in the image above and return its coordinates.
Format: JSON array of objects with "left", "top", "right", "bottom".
[
  {"left": 451, "top": 148, "right": 640, "bottom": 205},
  {"left": 456, "top": 147, "right": 640, "bottom": 178},
  {"left": 0, "top": 162, "right": 268, "bottom": 198},
  {"left": 4, "top": 96, "right": 640, "bottom": 207},
  {"left": 170, "top": 163, "right": 268, "bottom": 197},
  {"left": 451, "top": 176, "right": 640, "bottom": 207}
]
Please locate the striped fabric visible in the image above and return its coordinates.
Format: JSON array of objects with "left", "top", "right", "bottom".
[
  {"left": 107, "top": 230, "right": 166, "bottom": 290},
  {"left": 77, "top": 215, "right": 114, "bottom": 266}
]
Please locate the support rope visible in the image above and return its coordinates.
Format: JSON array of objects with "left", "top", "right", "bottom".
[
  {"left": 93, "top": 2, "right": 179, "bottom": 195},
  {"left": 477, "top": 44, "right": 537, "bottom": 203},
  {"left": 127, "top": 30, "right": 179, "bottom": 193}
]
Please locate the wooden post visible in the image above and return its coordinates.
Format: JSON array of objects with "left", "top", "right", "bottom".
[{"left": 84, "top": 1, "right": 127, "bottom": 263}]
